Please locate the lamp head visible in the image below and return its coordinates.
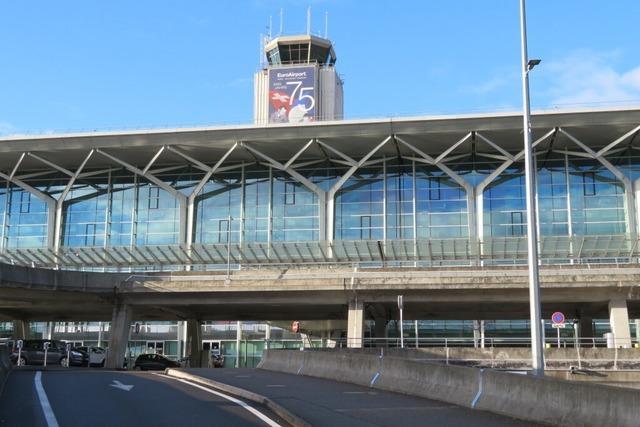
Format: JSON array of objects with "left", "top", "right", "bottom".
[{"left": 527, "top": 59, "right": 541, "bottom": 71}]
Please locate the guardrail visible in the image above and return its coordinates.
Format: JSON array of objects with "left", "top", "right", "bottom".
[{"left": 318, "top": 336, "right": 640, "bottom": 350}]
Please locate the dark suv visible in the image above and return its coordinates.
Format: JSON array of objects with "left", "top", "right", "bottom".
[{"left": 10, "top": 340, "right": 88, "bottom": 367}]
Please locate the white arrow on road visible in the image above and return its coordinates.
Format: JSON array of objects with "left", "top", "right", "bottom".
[{"left": 110, "top": 380, "right": 134, "bottom": 391}]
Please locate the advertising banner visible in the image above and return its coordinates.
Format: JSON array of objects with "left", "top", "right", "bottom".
[{"left": 268, "top": 66, "right": 316, "bottom": 123}]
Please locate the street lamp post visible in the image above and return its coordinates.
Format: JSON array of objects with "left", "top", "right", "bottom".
[
  {"left": 519, "top": 0, "right": 545, "bottom": 376},
  {"left": 226, "top": 215, "right": 232, "bottom": 278}
]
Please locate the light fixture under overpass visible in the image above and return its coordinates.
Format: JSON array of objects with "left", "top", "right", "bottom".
[{"left": 519, "top": 0, "right": 545, "bottom": 376}]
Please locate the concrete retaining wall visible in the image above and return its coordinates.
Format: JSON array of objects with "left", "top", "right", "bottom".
[
  {"left": 259, "top": 349, "right": 640, "bottom": 427},
  {"left": 307, "top": 346, "right": 640, "bottom": 370}
]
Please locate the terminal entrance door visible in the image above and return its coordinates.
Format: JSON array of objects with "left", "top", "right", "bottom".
[{"left": 146, "top": 341, "right": 164, "bottom": 355}]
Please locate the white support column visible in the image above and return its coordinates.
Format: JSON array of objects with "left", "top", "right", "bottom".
[
  {"left": 96, "top": 148, "right": 188, "bottom": 245},
  {"left": 347, "top": 298, "right": 364, "bottom": 348},
  {"left": 240, "top": 141, "right": 328, "bottom": 242},
  {"left": 473, "top": 129, "right": 557, "bottom": 247},
  {"left": 395, "top": 134, "right": 476, "bottom": 240},
  {"left": 48, "top": 150, "right": 95, "bottom": 252},
  {"left": 560, "top": 128, "right": 638, "bottom": 236},
  {"left": 609, "top": 298, "right": 632, "bottom": 348},
  {"left": 179, "top": 144, "right": 239, "bottom": 248},
  {"left": 0, "top": 170, "right": 57, "bottom": 250},
  {"left": 634, "top": 178, "right": 640, "bottom": 240},
  {"left": 326, "top": 136, "right": 393, "bottom": 242}
]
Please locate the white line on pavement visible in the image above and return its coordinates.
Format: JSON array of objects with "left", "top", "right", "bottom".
[
  {"left": 155, "top": 374, "right": 282, "bottom": 427},
  {"left": 34, "top": 371, "right": 59, "bottom": 427}
]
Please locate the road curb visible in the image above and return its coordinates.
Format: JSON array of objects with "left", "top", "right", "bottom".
[{"left": 164, "top": 368, "right": 311, "bottom": 427}]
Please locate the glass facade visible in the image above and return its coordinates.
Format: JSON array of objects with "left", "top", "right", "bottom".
[{"left": 0, "top": 143, "right": 637, "bottom": 261}]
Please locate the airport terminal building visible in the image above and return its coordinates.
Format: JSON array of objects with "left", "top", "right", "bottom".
[{"left": 1, "top": 34, "right": 639, "bottom": 363}]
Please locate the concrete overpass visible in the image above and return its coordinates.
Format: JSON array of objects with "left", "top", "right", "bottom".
[{"left": 1, "top": 261, "right": 639, "bottom": 367}]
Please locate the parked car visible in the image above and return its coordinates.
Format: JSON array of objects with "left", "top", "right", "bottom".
[
  {"left": 133, "top": 353, "right": 180, "bottom": 371},
  {"left": 76, "top": 346, "right": 106, "bottom": 367},
  {"left": 10, "top": 340, "right": 88, "bottom": 367}
]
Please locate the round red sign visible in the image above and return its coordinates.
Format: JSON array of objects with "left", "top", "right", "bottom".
[{"left": 551, "top": 312, "right": 565, "bottom": 324}]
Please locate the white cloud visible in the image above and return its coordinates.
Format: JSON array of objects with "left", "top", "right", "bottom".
[{"left": 540, "top": 50, "right": 640, "bottom": 108}]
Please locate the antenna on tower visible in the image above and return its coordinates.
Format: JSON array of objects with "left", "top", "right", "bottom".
[
  {"left": 306, "top": 6, "right": 311, "bottom": 35},
  {"left": 279, "top": 8, "right": 284, "bottom": 35},
  {"left": 268, "top": 15, "right": 272, "bottom": 39},
  {"left": 324, "top": 11, "right": 328, "bottom": 38}
]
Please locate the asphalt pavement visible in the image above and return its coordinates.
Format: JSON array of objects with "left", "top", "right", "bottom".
[
  {"left": 0, "top": 368, "right": 284, "bottom": 427},
  {"left": 182, "top": 368, "right": 540, "bottom": 427}
]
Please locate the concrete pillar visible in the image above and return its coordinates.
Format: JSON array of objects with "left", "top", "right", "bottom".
[
  {"left": 106, "top": 302, "right": 132, "bottom": 369},
  {"left": 635, "top": 319, "right": 640, "bottom": 345},
  {"left": 11, "top": 320, "right": 29, "bottom": 340},
  {"left": 347, "top": 299, "right": 364, "bottom": 348},
  {"left": 579, "top": 315, "right": 594, "bottom": 338},
  {"left": 186, "top": 319, "right": 202, "bottom": 368},
  {"left": 609, "top": 299, "right": 632, "bottom": 348}
]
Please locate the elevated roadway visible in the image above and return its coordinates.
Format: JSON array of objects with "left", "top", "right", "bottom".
[{"left": 0, "top": 262, "right": 639, "bottom": 322}]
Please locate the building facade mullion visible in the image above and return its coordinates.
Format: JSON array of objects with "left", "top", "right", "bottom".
[{"left": 0, "top": 181, "right": 9, "bottom": 253}]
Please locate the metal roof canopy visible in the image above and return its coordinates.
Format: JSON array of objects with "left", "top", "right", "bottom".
[
  {"left": 1, "top": 236, "right": 637, "bottom": 270},
  {"left": 0, "top": 107, "right": 639, "bottom": 172}
]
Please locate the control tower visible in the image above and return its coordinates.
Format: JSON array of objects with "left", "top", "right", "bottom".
[{"left": 254, "top": 34, "right": 344, "bottom": 125}]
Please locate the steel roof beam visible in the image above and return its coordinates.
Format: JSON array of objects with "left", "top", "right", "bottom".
[
  {"left": 559, "top": 127, "right": 637, "bottom": 236},
  {"left": 95, "top": 148, "right": 188, "bottom": 245}
]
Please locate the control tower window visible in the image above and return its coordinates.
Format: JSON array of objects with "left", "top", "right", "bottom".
[
  {"left": 310, "top": 45, "right": 330, "bottom": 64},
  {"left": 279, "top": 44, "right": 309, "bottom": 64},
  {"left": 267, "top": 48, "right": 281, "bottom": 65}
]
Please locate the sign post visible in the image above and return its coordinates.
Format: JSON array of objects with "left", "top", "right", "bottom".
[
  {"left": 43, "top": 341, "right": 50, "bottom": 368},
  {"left": 16, "top": 339, "right": 23, "bottom": 367},
  {"left": 551, "top": 312, "right": 566, "bottom": 348},
  {"left": 397, "top": 295, "right": 404, "bottom": 349},
  {"left": 65, "top": 342, "right": 72, "bottom": 368}
]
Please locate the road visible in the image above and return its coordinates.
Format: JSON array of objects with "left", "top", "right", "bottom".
[
  {"left": 0, "top": 367, "right": 540, "bottom": 426},
  {"left": 0, "top": 368, "right": 284, "bottom": 427},
  {"left": 181, "top": 368, "right": 540, "bottom": 426}
]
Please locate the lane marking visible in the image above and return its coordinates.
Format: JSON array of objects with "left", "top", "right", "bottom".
[
  {"left": 155, "top": 374, "right": 282, "bottom": 427},
  {"left": 110, "top": 380, "right": 134, "bottom": 391},
  {"left": 343, "top": 391, "right": 377, "bottom": 395},
  {"left": 34, "top": 371, "right": 60, "bottom": 427},
  {"left": 265, "top": 384, "right": 286, "bottom": 387}
]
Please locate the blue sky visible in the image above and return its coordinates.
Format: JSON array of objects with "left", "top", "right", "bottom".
[{"left": 1, "top": 0, "right": 639, "bottom": 135}]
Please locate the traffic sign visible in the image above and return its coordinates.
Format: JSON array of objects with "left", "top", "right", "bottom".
[{"left": 551, "top": 311, "right": 565, "bottom": 328}]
